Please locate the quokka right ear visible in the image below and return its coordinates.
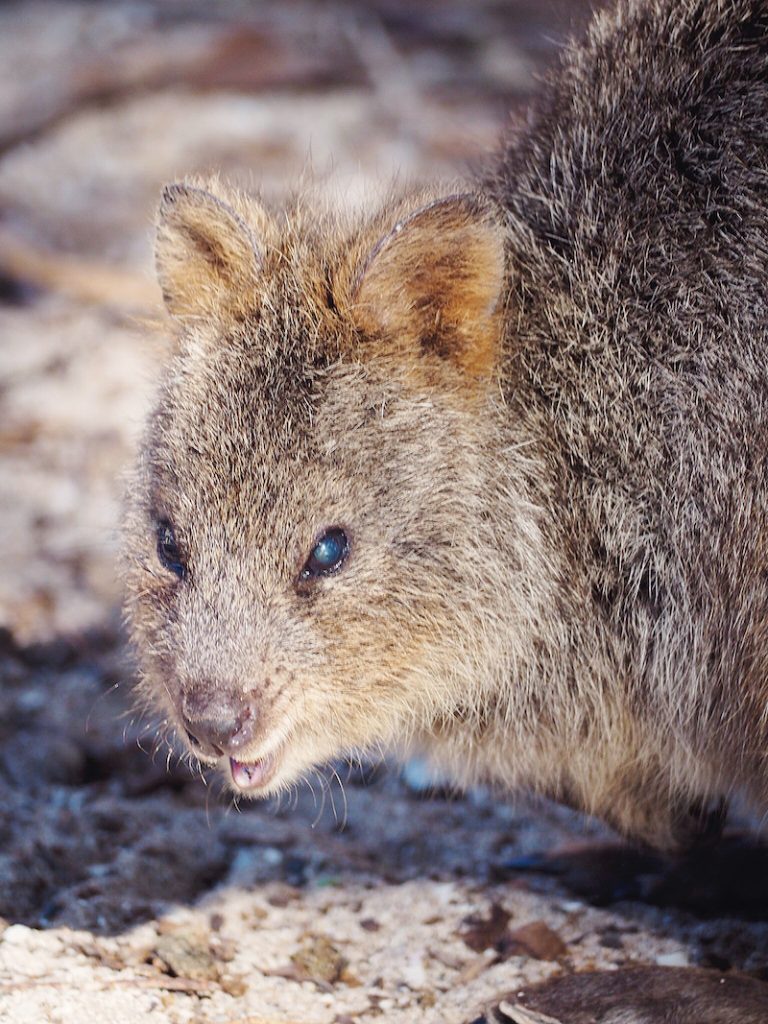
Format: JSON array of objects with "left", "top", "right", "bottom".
[
  {"left": 348, "top": 194, "right": 505, "bottom": 381},
  {"left": 155, "top": 184, "right": 262, "bottom": 320}
]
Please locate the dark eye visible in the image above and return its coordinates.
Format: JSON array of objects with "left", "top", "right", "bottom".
[
  {"left": 300, "top": 528, "right": 349, "bottom": 581},
  {"left": 156, "top": 520, "right": 186, "bottom": 579}
]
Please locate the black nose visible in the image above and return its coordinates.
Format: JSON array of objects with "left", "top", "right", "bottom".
[{"left": 180, "top": 685, "right": 258, "bottom": 758}]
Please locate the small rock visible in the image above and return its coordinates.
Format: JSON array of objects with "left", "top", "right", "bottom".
[
  {"left": 291, "top": 934, "right": 347, "bottom": 986},
  {"left": 401, "top": 954, "right": 428, "bottom": 989},
  {"left": 655, "top": 951, "right": 689, "bottom": 967},
  {"left": 153, "top": 928, "right": 220, "bottom": 982},
  {"left": 220, "top": 973, "right": 247, "bottom": 997},
  {"left": 1, "top": 924, "right": 34, "bottom": 946}
]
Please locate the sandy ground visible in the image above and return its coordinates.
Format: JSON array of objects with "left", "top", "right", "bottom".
[{"left": 2, "top": 2, "right": 768, "bottom": 1022}]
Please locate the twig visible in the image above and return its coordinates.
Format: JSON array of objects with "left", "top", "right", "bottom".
[
  {"left": 0, "top": 226, "right": 159, "bottom": 311},
  {"left": 0, "top": 974, "right": 216, "bottom": 994}
]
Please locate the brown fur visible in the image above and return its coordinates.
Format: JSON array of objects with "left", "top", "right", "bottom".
[
  {"left": 504, "top": 967, "right": 768, "bottom": 1024},
  {"left": 124, "top": 0, "right": 768, "bottom": 851}
]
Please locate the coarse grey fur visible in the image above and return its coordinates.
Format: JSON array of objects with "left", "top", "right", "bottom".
[
  {"left": 500, "top": 966, "right": 768, "bottom": 1024},
  {"left": 480, "top": 0, "right": 768, "bottom": 845},
  {"left": 124, "top": 0, "right": 768, "bottom": 852}
]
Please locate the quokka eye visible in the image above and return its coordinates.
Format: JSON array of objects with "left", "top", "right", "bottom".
[
  {"left": 156, "top": 520, "right": 186, "bottom": 579},
  {"left": 300, "top": 528, "right": 349, "bottom": 581}
]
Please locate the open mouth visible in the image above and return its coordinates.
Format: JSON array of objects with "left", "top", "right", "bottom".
[{"left": 229, "top": 751, "right": 279, "bottom": 792}]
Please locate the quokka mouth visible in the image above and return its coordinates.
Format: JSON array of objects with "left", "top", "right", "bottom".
[{"left": 229, "top": 752, "right": 279, "bottom": 792}]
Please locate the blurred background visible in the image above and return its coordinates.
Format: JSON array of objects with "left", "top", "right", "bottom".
[
  {"left": 10, "top": 6, "right": 766, "bottom": 1024},
  {"left": 0, "top": 0, "right": 596, "bottom": 645}
]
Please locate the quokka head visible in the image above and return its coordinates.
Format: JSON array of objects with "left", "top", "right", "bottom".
[{"left": 122, "top": 177, "right": 523, "bottom": 798}]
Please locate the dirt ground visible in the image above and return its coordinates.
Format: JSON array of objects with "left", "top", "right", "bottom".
[{"left": 2, "top": 2, "right": 768, "bottom": 1022}]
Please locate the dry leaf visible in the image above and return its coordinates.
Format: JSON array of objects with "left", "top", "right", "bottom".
[
  {"left": 497, "top": 1001, "right": 564, "bottom": 1024},
  {"left": 461, "top": 902, "right": 511, "bottom": 953},
  {"left": 501, "top": 921, "right": 568, "bottom": 961}
]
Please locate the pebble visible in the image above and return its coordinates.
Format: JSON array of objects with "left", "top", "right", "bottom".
[
  {"left": 2, "top": 924, "right": 35, "bottom": 946},
  {"left": 655, "top": 951, "right": 689, "bottom": 967},
  {"left": 401, "top": 954, "right": 428, "bottom": 990}
]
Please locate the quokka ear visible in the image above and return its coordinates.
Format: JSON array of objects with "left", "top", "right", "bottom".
[
  {"left": 351, "top": 194, "right": 505, "bottom": 379},
  {"left": 155, "top": 183, "right": 261, "bottom": 320}
]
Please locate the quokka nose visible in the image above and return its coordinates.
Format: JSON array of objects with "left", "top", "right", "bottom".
[{"left": 180, "top": 685, "right": 259, "bottom": 758}]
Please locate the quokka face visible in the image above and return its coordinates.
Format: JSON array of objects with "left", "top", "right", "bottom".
[{"left": 123, "top": 183, "right": 531, "bottom": 797}]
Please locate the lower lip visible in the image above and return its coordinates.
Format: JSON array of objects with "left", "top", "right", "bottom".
[{"left": 229, "top": 753, "right": 278, "bottom": 791}]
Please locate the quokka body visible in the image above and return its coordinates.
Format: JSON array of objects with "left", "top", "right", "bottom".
[{"left": 124, "top": 0, "right": 768, "bottom": 850}]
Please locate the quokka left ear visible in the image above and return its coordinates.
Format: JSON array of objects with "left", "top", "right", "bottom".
[
  {"left": 155, "top": 183, "right": 262, "bottom": 321},
  {"left": 350, "top": 194, "right": 506, "bottom": 379}
]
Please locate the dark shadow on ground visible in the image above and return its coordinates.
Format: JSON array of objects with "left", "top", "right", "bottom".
[
  {"left": 0, "top": 619, "right": 568, "bottom": 933},
  {"left": 2, "top": 618, "right": 768, "bottom": 984},
  {"left": 497, "top": 835, "right": 768, "bottom": 923}
]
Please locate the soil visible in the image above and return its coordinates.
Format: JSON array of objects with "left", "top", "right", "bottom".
[{"left": 1, "top": 3, "right": 768, "bottom": 1023}]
